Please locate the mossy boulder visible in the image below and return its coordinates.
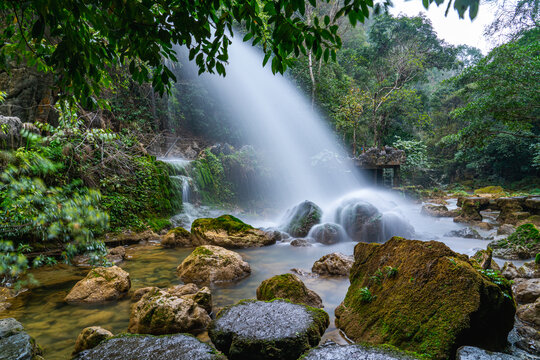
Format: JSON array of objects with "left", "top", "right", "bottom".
[
  {"left": 335, "top": 237, "right": 516, "bottom": 360},
  {"left": 208, "top": 299, "right": 329, "bottom": 360},
  {"left": 65, "top": 266, "right": 131, "bottom": 303},
  {"left": 300, "top": 342, "right": 422, "bottom": 360},
  {"left": 496, "top": 197, "right": 529, "bottom": 224},
  {"left": 256, "top": 273, "right": 323, "bottom": 308},
  {"left": 489, "top": 223, "right": 540, "bottom": 260},
  {"left": 308, "top": 223, "right": 346, "bottom": 245},
  {"left": 421, "top": 204, "right": 454, "bottom": 218},
  {"left": 335, "top": 199, "right": 382, "bottom": 242},
  {"left": 474, "top": 186, "right": 505, "bottom": 197},
  {"left": 281, "top": 201, "right": 322, "bottom": 237},
  {"left": 176, "top": 245, "right": 251, "bottom": 285},
  {"left": 312, "top": 252, "right": 354, "bottom": 276},
  {"left": 128, "top": 284, "right": 212, "bottom": 335},
  {"left": 0, "top": 318, "right": 43, "bottom": 360},
  {"left": 454, "top": 197, "right": 490, "bottom": 223},
  {"left": 74, "top": 333, "right": 226, "bottom": 360},
  {"left": 73, "top": 326, "right": 113, "bottom": 354},
  {"left": 191, "top": 215, "right": 276, "bottom": 248},
  {"left": 161, "top": 227, "right": 192, "bottom": 247}
]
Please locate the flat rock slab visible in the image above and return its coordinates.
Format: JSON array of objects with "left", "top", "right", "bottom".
[
  {"left": 300, "top": 343, "right": 420, "bottom": 359},
  {"left": 456, "top": 346, "right": 521, "bottom": 360},
  {"left": 75, "top": 333, "right": 225, "bottom": 360},
  {"left": 209, "top": 299, "right": 329, "bottom": 360}
]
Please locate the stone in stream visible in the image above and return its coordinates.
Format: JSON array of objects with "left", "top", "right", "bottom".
[
  {"left": 335, "top": 237, "right": 516, "bottom": 360},
  {"left": 128, "top": 284, "right": 212, "bottom": 335},
  {"left": 496, "top": 197, "right": 530, "bottom": 224},
  {"left": 65, "top": 266, "right": 131, "bottom": 303},
  {"left": 209, "top": 299, "right": 329, "bottom": 360},
  {"left": 280, "top": 200, "right": 322, "bottom": 237},
  {"left": 190, "top": 215, "right": 277, "bottom": 248},
  {"left": 517, "top": 298, "right": 540, "bottom": 327},
  {"left": 518, "top": 261, "right": 540, "bottom": 279},
  {"left": 498, "top": 224, "right": 516, "bottom": 236},
  {"left": 502, "top": 262, "right": 520, "bottom": 280},
  {"left": 454, "top": 197, "right": 490, "bottom": 223},
  {"left": 470, "top": 249, "right": 500, "bottom": 271},
  {"left": 300, "top": 342, "right": 421, "bottom": 360},
  {"left": 444, "top": 227, "right": 483, "bottom": 239},
  {"left": 421, "top": 204, "right": 454, "bottom": 217},
  {"left": 489, "top": 223, "right": 540, "bottom": 260},
  {"left": 0, "top": 318, "right": 43, "bottom": 360},
  {"left": 456, "top": 346, "right": 521, "bottom": 360},
  {"left": 290, "top": 238, "right": 312, "bottom": 247},
  {"left": 308, "top": 223, "right": 345, "bottom": 245},
  {"left": 335, "top": 199, "right": 383, "bottom": 242},
  {"left": 74, "top": 333, "right": 226, "bottom": 360},
  {"left": 106, "top": 246, "right": 126, "bottom": 264},
  {"left": 312, "top": 253, "right": 354, "bottom": 276},
  {"left": 161, "top": 226, "right": 192, "bottom": 247},
  {"left": 514, "top": 278, "right": 540, "bottom": 304},
  {"left": 256, "top": 273, "right": 323, "bottom": 308},
  {"left": 73, "top": 326, "right": 113, "bottom": 354},
  {"left": 176, "top": 245, "right": 251, "bottom": 285}
]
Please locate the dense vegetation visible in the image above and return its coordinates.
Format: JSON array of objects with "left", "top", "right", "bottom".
[{"left": 0, "top": 0, "right": 537, "bottom": 284}]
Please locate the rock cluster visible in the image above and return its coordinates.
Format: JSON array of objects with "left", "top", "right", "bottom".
[{"left": 65, "top": 266, "right": 131, "bottom": 303}]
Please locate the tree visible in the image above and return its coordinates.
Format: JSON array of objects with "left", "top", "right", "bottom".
[{"left": 0, "top": 0, "right": 480, "bottom": 107}]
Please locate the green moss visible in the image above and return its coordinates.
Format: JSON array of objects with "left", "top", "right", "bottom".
[
  {"left": 170, "top": 227, "right": 191, "bottom": 237},
  {"left": 191, "top": 246, "right": 214, "bottom": 257},
  {"left": 505, "top": 223, "right": 540, "bottom": 249},
  {"left": 536, "top": 253, "right": 540, "bottom": 264},
  {"left": 192, "top": 215, "right": 254, "bottom": 234},
  {"left": 256, "top": 274, "right": 307, "bottom": 303},
  {"left": 474, "top": 186, "right": 505, "bottom": 195}
]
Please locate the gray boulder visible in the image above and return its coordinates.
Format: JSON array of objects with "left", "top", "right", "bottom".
[
  {"left": 300, "top": 342, "right": 420, "bottom": 360},
  {"left": 281, "top": 201, "right": 322, "bottom": 237},
  {"left": 456, "top": 346, "right": 521, "bottom": 360},
  {"left": 0, "top": 318, "right": 42, "bottom": 360}
]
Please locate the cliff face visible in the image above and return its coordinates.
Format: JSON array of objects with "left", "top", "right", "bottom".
[{"left": 0, "top": 66, "right": 56, "bottom": 124}]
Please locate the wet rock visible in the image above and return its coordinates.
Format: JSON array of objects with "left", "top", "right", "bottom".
[
  {"left": 421, "top": 204, "right": 454, "bottom": 217},
  {"left": 515, "top": 320, "right": 540, "bottom": 356},
  {"left": 291, "top": 268, "right": 318, "bottom": 278},
  {"left": 498, "top": 224, "right": 516, "bottom": 236},
  {"left": 191, "top": 215, "right": 276, "bottom": 248},
  {"left": 73, "top": 326, "right": 113, "bottom": 354},
  {"left": 209, "top": 299, "right": 329, "bottom": 360},
  {"left": 456, "top": 346, "right": 520, "bottom": 360},
  {"left": 471, "top": 249, "right": 500, "bottom": 271},
  {"left": 454, "top": 197, "right": 490, "bottom": 223},
  {"left": 291, "top": 238, "right": 312, "bottom": 247},
  {"left": 0, "top": 318, "right": 43, "bottom": 360},
  {"left": 473, "top": 186, "right": 506, "bottom": 198},
  {"left": 335, "top": 237, "right": 515, "bottom": 360},
  {"left": 496, "top": 197, "right": 529, "bottom": 224},
  {"left": 301, "top": 342, "right": 421, "bottom": 360},
  {"left": 489, "top": 224, "right": 540, "bottom": 260},
  {"left": 74, "top": 333, "right": 226, "bottom": 360},
  {"left": 256, "top": 273, "right": 323, "bottom": 308},
  {"left": 381, "top": 212, "right": 415, "bottom": 239},
  {"left": 128, "top": 285, "right": 212, "bottom": 335},
  {"left": 104, "top": 230, "right": 161, "bottom": 246},
  {"left": 177, "top": 245, "right": 251, "bottom": 285},
  {"left": 502, "top": 262, "right": 520, "bottom": 280},
  {"left": 445, "top": 227, "right": 483, "bottom": 239},
  {"left": 515, "top": 279, "right": 540, "bottom": 304},
  {"left": 0, "top": 287, "right": 15, "bottom": 312},
  {"left": 65, "top": 266, "right": 131, "bottom": 303},
  {"left": 106, "top": 246, "right": 126, "bottom": 264},
  {"left": 517, "top": 298, "right": 540, "bottom": 327},
  {"left": 518, "top": 261, "right": 540, "bottom": 279},
  {"left": 308, "top": 223, "right": 345, "bottom": 245},
  {"left": 312, "top": 253, "right": 354, "bottom": 276},
  {"left": 281, "top": 201, "right": 322, "bottom": 237},
  {"left": 335, "top": 199, "right": 382, "bottom": 242},
  {"left": 131, "top": 287, "right": 159, "bottom": 301},
  {"left": 161, "top": 227, "right": 192, "bottom": 247},
  {"left": 474, "top": 221, "right": 494, "bottom": 231},
  {"left": 525, "top": 197, "right": 540, "bottom": 211}
]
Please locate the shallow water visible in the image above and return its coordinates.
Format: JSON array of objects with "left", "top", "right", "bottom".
[{"left": 1, "top": 200, "right": 522, "bottom": 359}]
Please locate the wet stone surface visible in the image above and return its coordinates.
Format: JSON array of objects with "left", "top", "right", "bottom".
[
  {"left": 300, "top": 342, "right": 420, "bottom": 359},
  {"left": 75, "top": 333, "right": 225, "bottom": 360}
]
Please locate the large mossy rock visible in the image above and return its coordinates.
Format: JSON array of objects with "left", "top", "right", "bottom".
[
  {"left": 454, "top": 197, "right": 490, "bottom": 223},
  {"left": 177, "top": 245, "right": 251, "bottom": 285},
  {"left": 335, "top": 199, "right": 382, "bottom": 242},
  {"left": 191, "top": 215, "right": 276, "bottom": 248},
  {"left": 256, "top": 273, "right": 323, "bottom": 308},
  {"left": 161, "top": 227, "right": 192, "bottom": 247},
  {"left": 128, "top": 284, "right": 212, "bottom": 335},
  {"left": 335, "top": 237, "right": 516, "bottom": 360},
  {"left": 0, "top": 318, "right": 43, "bottom": 360},
  {"left": 74, "top": 333, "right": 226, "bottom": 360},
  {"left": 496, "top": 197, "right": 530, "bottom": 224},
  {"left": 281, "top": 201, "right": 322, "bottom": 237},
  {"left": 209, "top": 299, "right": 329, "bottom": 360},
  {"left": 489, "top": 223, "right": 540, "bottom": 260},
  {"left": 65, "top": 266, "right": 131, "bottom": 303},
  {"left": 300, "top": 342, "right": 422, "bottom": 360}
]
